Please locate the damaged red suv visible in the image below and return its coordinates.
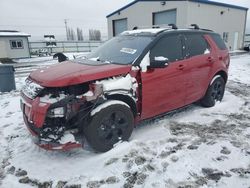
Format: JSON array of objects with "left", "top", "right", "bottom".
[{"left": 21, "top": 26, "right": 229, "bottom": 152}]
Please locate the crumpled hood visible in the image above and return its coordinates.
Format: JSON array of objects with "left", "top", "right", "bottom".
[{"left": 29, "top": 60, "right": 132, "bottom": 87}]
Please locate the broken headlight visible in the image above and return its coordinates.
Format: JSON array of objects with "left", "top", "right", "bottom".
[
  {"left": 22, "top": 79, "right": 44, "bottom": 99},
  {"left": 40, "top": 93, "right": 68, "bottom": 118},
  {"left": 47, "top": 107, "right": 65, "bottom": 118},
  {"left": 40, "top": 93, "right": 68, "bottom": 104}
]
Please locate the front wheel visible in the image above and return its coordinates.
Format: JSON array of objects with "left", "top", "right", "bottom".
[
  {"left": 84, "top": 100, "right": 134, "bottom": 152},
  {"left": 200, "top": 76, "right": 225, "bottom": 107}
]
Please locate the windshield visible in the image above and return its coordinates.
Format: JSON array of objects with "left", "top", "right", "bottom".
[{"left": 86, "top": 35, "right": 153, "bottom": 65}]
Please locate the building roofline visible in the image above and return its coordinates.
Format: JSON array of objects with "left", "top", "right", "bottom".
[
  {"left": 0, "top": 30, "right": 31, "bottom": 37},
  {"left": 106, "top": 0, "right": 248, "bottom": 18},
  {"left": 106, "top": 0, "right": 138, "bottom": 18},
  {"left": 189, "top": 0, "right": 248, "bottom": 11},
  {"left": 0, "top": 34, "right": 31, "bottom": 37},
  {"left": 0, "top": 35, "right": 31, "bottom": 37}
]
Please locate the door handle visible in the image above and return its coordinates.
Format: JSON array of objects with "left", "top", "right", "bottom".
[
  {"left": 177, "top": 64, "right": 185, "bottom": 70},
  {"left": 207, "top": 57, "right": 215, "bottom": 63}
]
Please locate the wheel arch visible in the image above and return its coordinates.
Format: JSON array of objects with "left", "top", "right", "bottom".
[
  {"left": 201, "top": 70, "right": 228, "bottom": 100},
  {"left": 214, "top": 70, "right": 228, "bottom": 83},
  {"left": 105, "top": 94, "right": 137, "bottom": 117},
  {"left": 201, "top": 70, "right": 226, "bottom": 107}
]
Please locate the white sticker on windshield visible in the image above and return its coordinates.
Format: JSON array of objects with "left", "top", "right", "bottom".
[{"left": 120, "top": 48, "right": 137, "bottom": 54}]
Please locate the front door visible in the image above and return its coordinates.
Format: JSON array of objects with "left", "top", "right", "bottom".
[{"left": 140, "top": 34, "right": 188, "bottom": 119}]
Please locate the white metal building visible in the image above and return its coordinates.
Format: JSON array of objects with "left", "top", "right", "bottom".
[
  {"left": 107, "top": 0, "right": 248, "bottom": 50},
  {"left": 0, "top": 30, "right": 31, "bottom": 59}
]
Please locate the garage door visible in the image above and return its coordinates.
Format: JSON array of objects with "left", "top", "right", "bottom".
[
  {"left": 153, "top": 9, "right": 177, "bottom": 26},
  {"left": 113, "top": 18, "right": 127, "bottom": 36}
]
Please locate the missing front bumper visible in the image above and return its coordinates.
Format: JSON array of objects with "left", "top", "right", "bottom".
[{"left": 23, "top": 114, "right": 83, "bottom": 151}]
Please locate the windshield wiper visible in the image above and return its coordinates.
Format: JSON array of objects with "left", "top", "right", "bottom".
[
  {"left": 88, "top": 57, "right": 110, "bottom": 64},
  {"left": 89, "top": 57, "right": 100, "bottom": 61}
]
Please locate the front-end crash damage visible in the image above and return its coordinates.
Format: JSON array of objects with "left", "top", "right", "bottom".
[{"left": 21, "top": 73, "right": 138, "bottom": 150}]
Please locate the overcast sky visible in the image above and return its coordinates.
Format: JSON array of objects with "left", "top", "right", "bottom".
[{"left": 0, "top": 0, "right": 249, "bottom": 40}]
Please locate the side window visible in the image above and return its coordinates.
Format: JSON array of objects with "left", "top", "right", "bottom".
[
  {"left": 150, "top": 35, "right": 183, "bottom": 63},
  {"left": 11, "top": 41, "right": 17, "bottom": 48},
  {"left": 210, "top": 34, "right": 227, "bottom": 50},
  {"left": 10, "top": 40, "right": 23, "bottom": 49},
  {"left": 185, "top": 34, "right": 210, "bottom": 58}
]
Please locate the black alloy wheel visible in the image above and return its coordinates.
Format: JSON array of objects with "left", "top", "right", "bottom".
[
  {"left": 84, "top": 101, "right": 134, "bottom": 152},
  {"left": 201, "top": 76, "right": 225, "bottom": 107}
]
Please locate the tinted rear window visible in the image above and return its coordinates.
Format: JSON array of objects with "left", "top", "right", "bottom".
[
  {"left": 185, "top": 34, "right": 210, "bottom": 57},
  {"left": 209, "top": 34, "right": 227, "bottom": 50}
]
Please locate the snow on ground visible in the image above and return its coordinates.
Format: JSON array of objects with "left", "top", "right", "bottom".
[{"left": 0, "top": 54, "right": 250, "bottom": 188}]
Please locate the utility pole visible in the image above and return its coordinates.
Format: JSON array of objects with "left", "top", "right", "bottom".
[{"left": 64, "top": 19, "right": 68, "bottom": 40}]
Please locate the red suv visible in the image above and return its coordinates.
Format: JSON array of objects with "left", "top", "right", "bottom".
[{"left": 21, "top": 26, "right": 230, "bottom": 152}]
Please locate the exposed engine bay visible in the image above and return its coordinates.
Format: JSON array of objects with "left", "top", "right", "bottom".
[{"left": 21, "top": 74, "right": 138, "bottom": 150}]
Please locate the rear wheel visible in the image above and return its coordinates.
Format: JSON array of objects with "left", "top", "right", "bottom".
[
  {"left": 84, "top": 100, "right": 134, "bottom": 152},
  {"left": 200, "top": 76, "right": 225, "bottom": 107}
]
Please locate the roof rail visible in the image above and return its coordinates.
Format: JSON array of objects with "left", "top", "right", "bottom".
[
  {"left": 132, "top": 25, "right": 173, "bottom": 30},
  {"left": 168, "top": 24, "right": 178, "bottom": 29},
  {"left": 190, "top": 24, "right": 200, "bottom": 29},
  {"left": 189, "top": 24, "right": 213, "bottom": 32},
  {"left": 200, "top": 28, "right": 213, "bottom": 32},
  {"left": 130, "top": 24, "right": 214, "bottom": 34}
]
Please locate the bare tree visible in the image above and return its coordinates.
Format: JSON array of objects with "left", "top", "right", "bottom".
[
  {"left": 66, "top": 27, "right": 70, "bottom": 40},
  {"left": 77, "top": 28, "right": 84, "bottom": 41},
  {"left": 71, "top": 28, "right": 76, "bottom": 41},
  {"left": 89, "top": 29, "right": 101, "bottom": 41},
  {"left": 66, "top": 27, "right": 84, "bottom": 41},
  {"left": 66, "top": 27, "right": 76, "bottom": 41}
]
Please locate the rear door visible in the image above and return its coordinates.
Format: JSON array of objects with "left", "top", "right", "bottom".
[
  {"left": 140, "top": 34, "right": 189, "bottom": 119},
  {"left": 183, "top": 33, "right": 215, "bottom": 104}
]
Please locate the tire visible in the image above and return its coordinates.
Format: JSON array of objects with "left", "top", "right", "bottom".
[
  {"left": 84, "top": 100, "right": 134, "bottom": 152},
  {"left": 200, "top": 75, "right": 225, "bottom": 107}
]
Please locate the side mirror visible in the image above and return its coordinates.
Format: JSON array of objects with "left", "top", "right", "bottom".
[{"left": 148, "top": 56, "right": 169, "bottom": 69}]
